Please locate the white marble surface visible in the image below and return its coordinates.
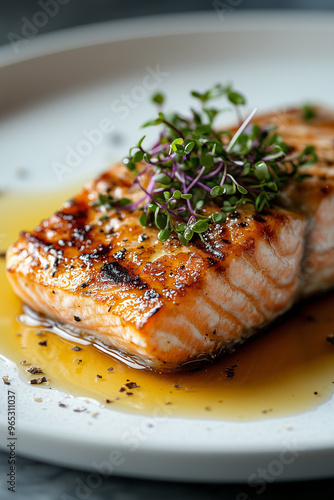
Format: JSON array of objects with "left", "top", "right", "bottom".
[{"left": 0, "top": 450, "right": 333, "bottom": 500}]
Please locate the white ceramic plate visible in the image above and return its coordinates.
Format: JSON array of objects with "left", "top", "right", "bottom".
[{"left": 1, "top": 12, "right": 334, "bottom": 483}]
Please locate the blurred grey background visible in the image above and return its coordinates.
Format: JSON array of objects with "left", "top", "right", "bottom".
[{"left": 1, "top": 0, "right": 334, "bottom": 47}]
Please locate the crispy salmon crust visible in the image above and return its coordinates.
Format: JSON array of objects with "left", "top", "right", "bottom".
[
  {"left": 6, "top": 107, "right": 334, "bottom": 370},
  {"left": 256, "top": 107, "right": 334, "bottom": 294}
]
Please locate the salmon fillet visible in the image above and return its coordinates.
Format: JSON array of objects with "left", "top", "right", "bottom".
[
  {"left": 255, "top": 107, "right": 334, "bottom": 295},
  {"left": 6, "top": 107, "right": 334, "bottom": 371}
]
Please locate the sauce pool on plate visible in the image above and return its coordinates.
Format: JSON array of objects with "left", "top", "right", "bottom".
[{"left": 1, "top": 190, "right": 334, "bottom": 421}]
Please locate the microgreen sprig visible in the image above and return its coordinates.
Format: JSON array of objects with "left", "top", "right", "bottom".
[{"left": 100, "top": 84, "right": 317, "bottom": 245}]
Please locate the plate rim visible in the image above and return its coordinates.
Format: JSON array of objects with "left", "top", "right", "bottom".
[{"left": 1, "top": 10, "right": 334, "bottom": 69}]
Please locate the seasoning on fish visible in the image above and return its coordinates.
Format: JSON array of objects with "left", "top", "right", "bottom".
[{"left": 6, "top": 86, "right": 334, "bottom": 370}]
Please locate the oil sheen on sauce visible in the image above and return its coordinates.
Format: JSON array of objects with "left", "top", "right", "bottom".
[{"left": 1, "top": 190, "right": 334, "bottom": 421}]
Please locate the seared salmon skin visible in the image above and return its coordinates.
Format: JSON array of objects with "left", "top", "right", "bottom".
[{"left": 6, "top": 107, "right": 334, "bottom": 371}]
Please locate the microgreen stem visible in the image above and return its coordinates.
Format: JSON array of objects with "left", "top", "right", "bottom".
[
  {"left": 114, "top": 85, "right": 316, "bottom": 245},
  {"left": 162, "top": 120, "right": 185, "bottom": 139},
  {"left": 226, "top": 107, "right": 258, "bottom": 153}
]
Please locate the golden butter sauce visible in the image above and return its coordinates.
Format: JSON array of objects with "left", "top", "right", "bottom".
[{"left": 1, "top": 190, "right": 334, "bottom": 421}]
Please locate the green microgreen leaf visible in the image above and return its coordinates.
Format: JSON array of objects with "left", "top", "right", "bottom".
[
  {"left": 227, "top": 91, "right": 246, "bottom": 106},
  {"left": 241, "top": 163, "right": 250, "bottom": 176},
  {"left": 139, "top": 212, "right": 147, "bottom": 226},
  {"left": 200, "top": 151, "right": 214, "bottom": 168},
  {"left": 118, "top": 198, "right": 132, "bottom": 206},
  {"left": 222, "top": 183, "right": 236, "bottom": 195},
  {"left": 96, "top": 194, "right": 115, "bottom": 209},
  {"left": 133, "top": 150, "right": 144, "bottom": 163},
  {"left": 170, "top": 137, "right": 184, "bottom": 153},
  {"left": 137, "top": 135, "right": 146, "bottom": 148},
  {"left": 178, "top": 233, "right": 188, "bottom": 246},
  {"left": 302, "top": 104, "right": 316, "bottom": 121},
  {"left": 123, "top": 157, "right": 136, "bottom": 171},
  {"left": 210, "top": 186, "right": 224, "bottom": 197},
  {"left": 191, "top": 220, "right": 209, "bottom": 233},
  {"left": 211, "top": 212, "right": 226, "bottom": 223},
  {"left": 267, "top": 182, "right": 278, "bottom": 191},
  {"left": 254, "top": 161, "right": 270, "bottom": 181},
  {"left": 121, "top": 83, "right": 315, "bottom": 245},
  {"left": 255, "top": 192, "right": 269, "bottom": 212},
  {"left": 156, "top": 213, "right": 168, "bottom": 230},
  {"left": 143, "top": 152, "right": 152, "bottom": 163},
  {"left": 148, "top": 203, "right": 159, "bottom": 212},
  {"left": 228, "top": 196, "right": 238, "bottom": 205},
  {"left": 184, "top": 228, "right": 194, "bottom": 241},
  {"left": 158, "top": 228, "right": 170, "bottom": 241},
  {"left": 263, "top": 144, "right": 285, "bottom": 161},
  {"left": 142, "top": 117, "right": 164, "bottom": 128},
  {"left": 237, "top": 185, "right": 248, "bottom": 194},
  {"left": 298, "top": 145, "right": 318, "bottom": 167},
  {"left": 184, "top": 139, "right": 195, "bottom": 154},
  {"left": 152, "top": 93, "right": 165, "bottom": 105},
  {"left": 175, "top": 222, "right": 187, "bottom": 232},
  {"left": 155, "top": 173, "right": 171, "bottom": 185},
  {"left": 221, "top": 205, "right": 237, "bottom": 213}
]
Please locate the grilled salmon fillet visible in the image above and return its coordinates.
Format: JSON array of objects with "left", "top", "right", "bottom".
[
  {"left": 6, "top": 107, "right": 334, "bottom": 371},
  {"left": 255, "top": 107, "right": 334, "bottom": 295}
]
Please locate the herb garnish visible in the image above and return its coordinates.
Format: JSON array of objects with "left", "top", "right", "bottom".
[
  {"left": 302, "top": 104, "right": 316, "bottom": 121},
  {"left": 100, "top": 84, "right": 317, "bottom": 245}
]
